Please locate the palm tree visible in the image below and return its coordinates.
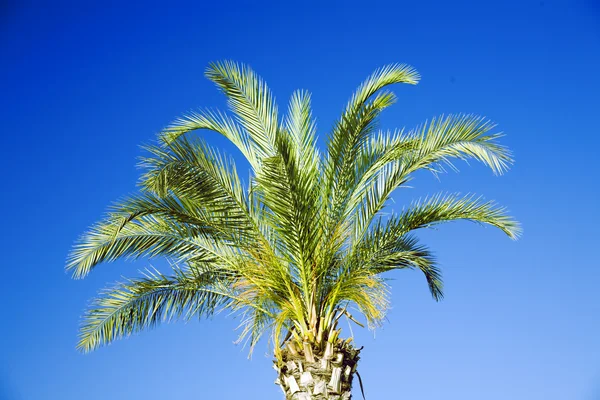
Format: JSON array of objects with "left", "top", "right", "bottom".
[{"left": 68, "top": 61, "right": 519, "bottom": 399}]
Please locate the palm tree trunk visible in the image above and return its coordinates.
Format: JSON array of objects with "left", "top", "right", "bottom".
[{"left": 274, "top": 342, "right": 361, "bottom": 399}]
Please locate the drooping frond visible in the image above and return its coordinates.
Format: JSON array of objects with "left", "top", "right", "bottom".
[
  {"left": 78, "top": 267, "right": 238, "bottom": 352},
  {"left": 353, "top": 229, "right": 443, "bottom": 301},
  {"left": 406, "top": 114, "right": 512, "bottom": 176},
  {"left": 391, "top": 193, "right": 521, "bottom": 239},
  {"left": 346, "top": 193, "right": 520, "bottom": 301},
  {"left": 66, "top": 193, "right": 225, "bottom": 279},
  {"left": 349, "top": 114, "right": 514, "bottom": 242},
  {"left": 380, "top": 236, "right": 441, "bottom": 296}
]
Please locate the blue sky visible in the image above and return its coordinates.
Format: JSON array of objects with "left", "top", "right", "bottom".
[{"left": 1, "top": 1, "right": 599, "bottom": 399}]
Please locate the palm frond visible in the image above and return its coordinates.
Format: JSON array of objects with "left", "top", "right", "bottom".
[
  {"left": 66, "top": 194, "right": 225, "bottom": 279},
  {"left": 78, "top": 267, "right": 235, "bottom": 352},
  {"left": 159, "top": 108, "right": 259, "bottom": 170},
  {"left": 324, "top": 63, "right": 420, "bottom": 199},
  {"left": 391, "top": 193, "right": 521, "bottom": 239},
  {"left": 205, "top": 61, "right": 279, "bottom": 160},
  {"left": 407, "top": 114, "right": 512, "bottom": 176},
  {"left": 354, "top": 227, "right": 443, "bottom": 300},
  {"left": 254, "top": 140, "right": 322, "bottom": 295},
  {"left": 349, "top": 114, "right": 514, "bottom": 241},
  {"left": 140, "top": 137, "right": 254, "bottom": 226},
  {"left": 284, "top": 90, "right": 320, "bottom": 173}
]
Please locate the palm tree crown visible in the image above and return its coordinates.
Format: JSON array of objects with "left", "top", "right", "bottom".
[{"left": 68, "top": 61, "right": 519, "bottom": 366}]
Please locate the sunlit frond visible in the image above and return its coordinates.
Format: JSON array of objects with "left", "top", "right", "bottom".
[
  {"left": 205, "top": 61, "right": 279, "bottom": 160},
  {"left": 354, "top": 225, "right": 443, "bottom": 300},
  {"left": 140, "top": 137, "right": 254, "bottom": 226},
  {"left": 325, "top": 63, "right": 420, "bottom": 196},
  {"left": 392, "top": 193, "right": 521, "bottom": 239},
  {"left": 322, "top": 65, "right": 420, "bottom": 266},
  {"left": 407, "top": 114, "right": 512, "bottom": 175},
  {"left": 78, "top": 267, "right": 234, "bottom": 352},
  {"left": 66, "top": 194, "right": 224, "bottom": 279},
  {"left": 159, "top": 108, "right": 259, "bottom": 170},
  {"left": 349, "top": 114, "right": 514, "bottom": 241},
  {"left": 285, "top": 90, "right": 320, "bottom": 173}
]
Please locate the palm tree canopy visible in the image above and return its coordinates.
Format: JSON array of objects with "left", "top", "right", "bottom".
[{"left": 67, "top": 61, "right": 520, "bottom": 355}]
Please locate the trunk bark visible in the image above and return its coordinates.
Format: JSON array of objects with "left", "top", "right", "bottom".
[{"left": 274, "top": 342, "right": 361, "bottom": 400}]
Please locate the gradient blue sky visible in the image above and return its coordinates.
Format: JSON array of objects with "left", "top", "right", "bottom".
[{"left": 1, "top": 1, "right": 599, "bottom": 399}]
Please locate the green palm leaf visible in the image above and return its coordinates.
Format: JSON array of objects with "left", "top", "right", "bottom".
[{"left": 78, "top": 267, "right": 236, "bottom": 352}]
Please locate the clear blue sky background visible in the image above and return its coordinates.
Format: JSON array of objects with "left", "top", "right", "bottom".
[{"left": 1, "top": 1, "right": 599, "bottom": 399}]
